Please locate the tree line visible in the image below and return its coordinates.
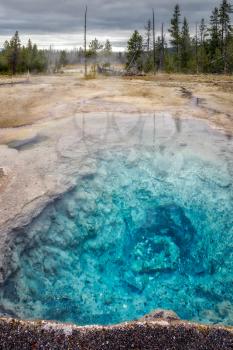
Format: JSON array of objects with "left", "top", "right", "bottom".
[
  {"left": 126, "top": 0, "right": 233, "bottom": 74},
  {"left": 0, "top": 31, "right": 48, "bottom": 74},
  {"left": 0, "top": 31, "right": 117, "bottom": 75},
  {"left": 1, "top": 0, "right": 232, "bottom": 76}
]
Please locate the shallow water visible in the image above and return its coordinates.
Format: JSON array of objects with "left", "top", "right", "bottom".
[{"left": 0, "top": 113, "right": 233, "bottom": 326}]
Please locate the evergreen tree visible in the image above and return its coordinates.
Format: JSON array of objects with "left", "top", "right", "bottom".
[
  {"left": 103, "top": 39, "right": 112, "bottom": 55},
  {"left": 209, "top": 7, "right": 221, "bottom": 59},
  {"left": 219, "top": 0, "right": 233, "bottom": 49},
  {"left": 169, "top": 4, "right": 181, "bottom": 70},
  {"left": 219, "top": 0, "right": 233, "bottom": 71},
  {"left": 88, "top": 38, "right": 103, "bottom": 57},
  {"left": 0, "top": 33, "right": 47, "bottom": 74},
  {"left": 34, "top": 51, "right": 47, "bottom": 72},
  {"left": 226, "top": 34, "right": 233, "bottom": 70},
  {"left": 102, "top": 40, "right": 112, "bottom": 67},
  {"left": 3, "top": 40, "right": 11, "bottom": 72},
  {"left": 8, "top": 31, "right": 21, "bottom": 74},
  {"left": 25, "top": 39, "right": 33, "bottom": 71},
  {"left": 180, "top": 17, "right": 192, "bottom": 70},
  {"left": 156, "top": 36, "right": 164, "bottom": 69},
  {"left": 126, "top": 30, "right": 143, "bottom": 72},
  {"left": 1, "top": 1, "right": 233, "bottom": 76},
  {"left": 87, "top": 38, "right": 103, "bottom": 73},
  {"left": 59, "top": 50, "right": 68, "bottom": 66},
  {"left": 0, "top": 43, "right": 8, "bottom": 72}
]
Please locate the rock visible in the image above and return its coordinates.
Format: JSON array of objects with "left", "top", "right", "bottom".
[
  {"left": 124, "top": 271, "right": 148, "bottom": 292},
  {"left": 139, "top": 309, "right": 180, "bottom": 322},
  {"left": 1, "top": 315, "right": 233, "bottom": 350},
  {"left": 217, "top": 301, "right": 233, "bottom": 319},
  {"left": 200, "top": 309, "right": 220, "bottom": 323},
  {"left": 130, "top": 236, "right": 180, "bottom": 274}
]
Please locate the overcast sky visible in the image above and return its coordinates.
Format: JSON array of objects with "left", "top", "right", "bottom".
[{"left": 0, "top": 0, "right": 227, "bottom": 50}]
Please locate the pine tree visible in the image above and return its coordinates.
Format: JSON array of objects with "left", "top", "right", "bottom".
[
  {"left": 209, "top": 8, "right": 221, "bottom": 59},
  {"left": 25, "top": 39, "right": 33, "bottom": 71},
  {"left": 59, "top": 50, "right": 68, "bottom": 66},
  {"left": 180, "top": 17, "right": 192, "bottom": 71},
  {"left": 227, "top": 34, "right": 233, "bottom": 70},
  {"left": 169, "top": 4, "right": 181, "bottom": 70},
  {"left": 126, "top": 30, "right": 143, "bottom": 72},
  {"left": 219, "top": 0, "right": 233, "bottom": 72},
  {"left": 88, "top": 38, "right": 103, "bottom": 56},
  {"left": 87, "top": 38, "right": 103, "bottom": 73},
  {"left": 102, "top": 40, "right": 112, "bottom": 67},
  {"left": 29, "top": 43, "right": 46, "bottom": 72},
  {"left": 8, "top": 31, "right": 21, "bottom": 74},
  {"left": 219, "top": 0, "right": 233, "bottom": 49},
  {"left": 0, "top": 42, "right": 9, "bottom": 72},
  {"left": 103, "top": 39, "right": 112, "bottom": 55},
  {"left": 0, "top": 33, "right": 47, "bottom": 74}
]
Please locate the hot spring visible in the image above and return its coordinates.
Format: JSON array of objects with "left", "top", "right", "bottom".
[{"left": 0, "top": 113, "right": 233, "bottom": 326}]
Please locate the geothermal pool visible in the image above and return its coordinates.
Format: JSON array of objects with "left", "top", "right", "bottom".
[{"left": 0, "top": 114, "right": 233, "bottom": 326}]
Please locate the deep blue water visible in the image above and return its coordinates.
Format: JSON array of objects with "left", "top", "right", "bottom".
[{"left": 0, "top": 114, "right": 233, "bottom": 326}]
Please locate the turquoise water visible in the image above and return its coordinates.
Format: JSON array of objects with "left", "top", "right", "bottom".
[{"left": 0, "top": 114, "right": 233, "bottom": 326}]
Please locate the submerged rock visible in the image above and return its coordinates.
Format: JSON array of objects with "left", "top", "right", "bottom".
[{"left": 138, "top": 309, "right": 180, "bottom": 321}]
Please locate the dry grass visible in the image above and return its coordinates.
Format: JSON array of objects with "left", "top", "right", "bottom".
[
  {"left": 0, "top": 97, "right": 40, "bottom": 128},
  {"left": 83, "top": 72, "right": 97, "bottom": 80},
  {"left": 126, "top": 86, "right": 155, "bottom": 99},
  {"left": 0, "top": 117, "right": 32, "bottom": 128},
  {"left": 126, "top": 72, "right": 233, "bottom": 82}
]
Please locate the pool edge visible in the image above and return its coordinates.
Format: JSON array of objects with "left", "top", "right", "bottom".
[{"left": 1, "top": 311, "right": 233, "bottom": 349}]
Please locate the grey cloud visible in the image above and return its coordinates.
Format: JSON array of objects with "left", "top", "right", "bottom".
[{"left": 0, "top": 0, "right": 229, "bottom": 48}]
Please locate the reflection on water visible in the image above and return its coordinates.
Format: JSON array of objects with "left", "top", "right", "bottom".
[
  {"left": 174, "top": 117, "right": 182, "bottom": 133},
  {"left": 0, "top": 113, "right": 233, "bottom": 326}
]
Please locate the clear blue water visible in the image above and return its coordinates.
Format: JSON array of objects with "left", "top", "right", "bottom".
[{"left": 0, "top": 114, "right": 233, "bottom": 326}]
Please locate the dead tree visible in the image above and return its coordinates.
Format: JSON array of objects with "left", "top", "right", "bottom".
[
  {"left": 84, "top": 6, "right": 87, "bottom": 77},
  {"left": 195, "top": 22, "right": 199, "bottom": 74},
  {"left": 159, "top": 23, "right": 165, "bottom": 71},
  {"left": 152, "top": 9, "right": 156, "bottom": 74}
]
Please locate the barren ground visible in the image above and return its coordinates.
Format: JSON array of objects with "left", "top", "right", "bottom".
[{"left": 0, "top": 72, "right": 233, "bottom": 135}]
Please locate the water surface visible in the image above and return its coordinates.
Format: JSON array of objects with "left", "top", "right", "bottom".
[{"left": 0, "top": 113, "right": 233, "bottom": 326}]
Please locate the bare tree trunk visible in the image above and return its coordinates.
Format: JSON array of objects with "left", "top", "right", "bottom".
[
  {"left": 152, "top": 9, "right": 156, "bottom": 75},
  {"left": 159, "top": 23, "right": 164, "bottom": 71},
  {"left": 84, "top": 6, "right": 87, "bottom": 77},
  {"left": 195, "top": 23, "right": 199, "bottom": 74}
]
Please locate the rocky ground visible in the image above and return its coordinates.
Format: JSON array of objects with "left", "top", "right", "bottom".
[{"left": 1, "top": 311, "right": 233, "bottom": 349}]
